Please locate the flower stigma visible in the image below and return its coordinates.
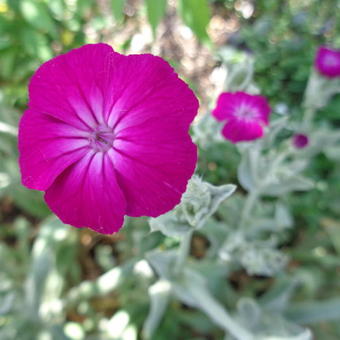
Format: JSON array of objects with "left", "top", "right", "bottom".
[{"left": 89, "top": 125, "right": 115, "bottom": 152}]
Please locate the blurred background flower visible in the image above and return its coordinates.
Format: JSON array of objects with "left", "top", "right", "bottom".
[
  {"left": 212, "top": 91, "right": 271, "bottom": 142},
  {"left": 315, "top": 46, "right": 340, "bottom": 78}
]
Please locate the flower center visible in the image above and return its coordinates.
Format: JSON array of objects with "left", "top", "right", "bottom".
[
  {"left": 88, "top": 125, "right": 114, "bottom": 152},
  {"left": 235, "top": 104, "right": 257, "bottom": 121}
]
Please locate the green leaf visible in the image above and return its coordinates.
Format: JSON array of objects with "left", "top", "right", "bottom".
[
  {"left": 146, "top": 250, "right": 176, "bottom": 280},
  {"left": 321, "top": 218, "right": 340, "bottom": 255},
  {"left": 260, "top": 277, "right": 300, "bottom": 312},
  {"left": 236, "top": 298, "right": 261, "bottom": 330},
  {"left": 150, "top": 176, "right": 236, "bottom": 237},
  {"left": 111, "top": 0, "right": 126, "bottom": 23},
  {"left": 145, "top": 0, "right": 167, "bottom": 37},
  {"left": 49, "top": 325, "right": 72, "bottom": 340},
  {"left": 21, "top": 27, "right": 53, "bottom": 61},
  {"left": 286, "top": 298, "right": 340, "bottom": 324},
  {"left": 178, "top": 0, "right": 211, "bottom": 43},
  {"left": 0, "top": 294, "right": 15, "bottom": 315},
  {"left": 47, "top": 0, "right": 65, "bottom": 19},
  {"left": 149, "top": 212, "right": 192, "bottom": 238},
  {"left": 0, "top": 17, "right": 11, "bottom": 50},
  {"left": 275, "top": 203, "right": 293, "bottom": 229},
  {"left": 65, "top": 265, "right": 126, "bottom": 306},
  {"left": 224, "top": 59, "right": 254, "bottom": 92},
  {"left": 143, "top": 279, "right": 172, "bottom": 339},
  {"left": 25, "top": 245, "right": 54, "bottom": 312},
  {"left": 76, "top": 0, "right": 93, "bottom": 18},
  {"left": 25, "top": 217, "right": 72, "bottom": 311},
  {"left": 11, "top": 185, "right": 50, "bottom": 219},
  {"left": 237, "top": 145, "right": 261, "bottom": 192},
  {"left": 0, "top": 48, "right": 17, "bottom": 79},
  {"left": 173, "top": 269, "right": 253, "bottom": 339},
  {"left": 20, "top": 0, "right": 57, "bottom": 37},
  {"left": 262, "top": 174, "right": 314, "bottom": 196}
]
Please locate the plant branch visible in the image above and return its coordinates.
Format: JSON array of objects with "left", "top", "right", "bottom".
[{"left": 174, "top": 230, "right": 193, "bottom": 276}]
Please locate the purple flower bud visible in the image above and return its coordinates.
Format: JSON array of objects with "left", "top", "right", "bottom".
[{"left": 292, "top": 134, "right": 309, "bottom": 149}]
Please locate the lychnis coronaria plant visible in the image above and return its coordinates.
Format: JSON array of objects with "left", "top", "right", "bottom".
[{"left": 18, "top": 43, "right": 198, "bottom": 234}]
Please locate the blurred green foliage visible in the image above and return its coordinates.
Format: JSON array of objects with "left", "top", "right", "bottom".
[{"left": 1, "top": 0, "right": 340, "bottom": 339}]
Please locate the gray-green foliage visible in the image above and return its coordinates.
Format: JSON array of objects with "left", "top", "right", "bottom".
[
  {"left": 1, "top": 59, "right": 340, "bottom": 340},
  {"left": 147, "top": 178, "right": 254, "bottom": 340},
  {"left": 145, "top": 169, "right": 316, "bottom": 339},
  {"left": 0, "top": 217, "right": 78, "bottom": 340},
  {"left": 1, "top": 1, "right": 340, "bottom": 339},
  {"left": 150, "top": 176, "right": 236, "bottom": 237},
  {"left": 1, "top": 48, "right": 340, "bottom": 340}
]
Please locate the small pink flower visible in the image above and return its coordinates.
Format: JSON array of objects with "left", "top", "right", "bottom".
[
  {"left": 315, "top": 46, "right": 340, "bottom": 78},
  {"left": 18, "top": 44, "right": 198, "bottom": 234},
  {"left": 212, "top": 92, "right": 271, "bottom": 143},
  {"left": 292, "top": 134, "right": 309, "bottom": 149}
]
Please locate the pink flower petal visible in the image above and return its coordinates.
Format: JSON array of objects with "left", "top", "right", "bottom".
[
  {"left": 106, "top": 54, "right": 198, "bottom": 131},
  {"left": 212, "top": 92, "right": 238, "bottom": 121},
  {"left": 244, "top": 94, "right": 271, "bottom": 124},
  {"left": 45, "top": 152, "right": 126, "bottom": 234},
  {"left": 221, "top": 119, "right": 264, "bottom": 143},
  {"left": 19, "top": 109, "right": 89, "bottom": 190},
  {"left": 213, "top": 92, "right": 270, "bottom": 125},
  {"left": 110, "top": 123, "right": 197, "bottom": 216},
  {"left": 103, "top": 53, "right": 198, "bottom": 217},
  {"left": 28, "top": 43, "right": 117, "bottom": 129}
]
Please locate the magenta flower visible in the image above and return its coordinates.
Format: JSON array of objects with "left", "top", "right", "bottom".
[
  {"left": 18, "top": 44, "right": 198, "bottom": 234},
  {"left": 212, "top": 92, "right": 271, "bottom": 143},
  {"left": 315, "top": 46, "right": 340, "bottom": 78},
  {"left": 292, "top": 134, "right": 309, "bottom": 149}
]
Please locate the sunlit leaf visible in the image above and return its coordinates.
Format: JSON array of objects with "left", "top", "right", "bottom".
[
  {"left": 143, "top": 279, "right": 171, "bottom": 339},
  {"left": 178, "top": 0, "right": 211, "bottom": 43},
  {"left": 145, "top": 0, "right": 167, "bottom": 37},
  {"left": 20, "top": 0, "right": 57, "bottom": 37},
  {"left": 111, "top": 0, "right": 126, "bottom": 23}
]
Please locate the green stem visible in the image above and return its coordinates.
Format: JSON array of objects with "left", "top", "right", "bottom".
[
  {"left": 240, "top": 189, "right": 259, "bottom": 229},
  {"left": 174, "top": 230, "right": 193, "bottom": 276},
  {"left": 195, "top": 288, "right": 254, "bottom": 340},
  {"left": 240, "top": 147, "right": 293, "bottom": 229},
  {"left": 266, "top": 148, "right": 292, "bottom": 177},
  {"left": 302, "top": 106, "right": 316, "bottom": 129}
]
